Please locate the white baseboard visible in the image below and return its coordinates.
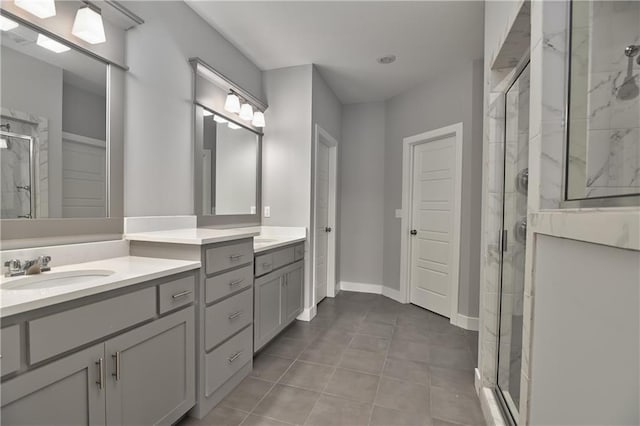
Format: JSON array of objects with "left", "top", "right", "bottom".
[
  {"left": 297, "top": 305, "right": 317, "bottom": 322},
  {"left": 381, "top": 286, "right": 405, "bottom": 303},
  {"left": 339, "top": 281, "right": 383, "bottom": 294},
  {"left": 453, "top": 313, "right": 480, "bottom": 331},
  {"left": 478, "top": 385, "right": 507, "bottom": 426}
]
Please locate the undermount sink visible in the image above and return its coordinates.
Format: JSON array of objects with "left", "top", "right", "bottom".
[
  {"left": 254, "top": 238, "right": 279, "bottom": 243},
  {"left": 1, "top": 270, "right": 115, "bottom": 290}
]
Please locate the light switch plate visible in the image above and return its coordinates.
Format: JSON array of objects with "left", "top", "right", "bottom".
[
  {"left": 395, "top": 209, "right": 403, "bottom": 218},
  {"left": 264, "top": 206, "right": 271, "bottom": 218},
  {"left": 250, "top": 206, "right": 256, "bottom": 214}
]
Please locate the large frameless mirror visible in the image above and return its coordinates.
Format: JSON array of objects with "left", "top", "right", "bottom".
[
  {"left": 565, "top": 0, "right": 640, "bottom": 203},
  {"left": 1, "top": 18, "right": 108, "bottom": 219}
]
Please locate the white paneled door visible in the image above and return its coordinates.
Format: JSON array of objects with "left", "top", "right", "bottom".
[
  {"left": 314, "top": 140, "right": 330, "bottom": 303},
  {"left": 408, "top": 131, "right": 460, "bottom": 318}
]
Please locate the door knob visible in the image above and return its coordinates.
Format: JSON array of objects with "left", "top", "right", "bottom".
[
  {"left": 410, "top": 230, "right": 417, "bottom": 235},
  {"left": 325, "top": 227, "right": 332, "bottom": 233}
]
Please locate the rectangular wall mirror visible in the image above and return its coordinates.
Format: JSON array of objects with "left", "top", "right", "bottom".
[
  {"left": 566, "top": 0, "right": 640, "bottom": 204},
  {"left": 1, "top": 19, "right": 108, "bottom": 219},
  {"left": 195, "top": 105, "right": 261, "bottom": 226}
]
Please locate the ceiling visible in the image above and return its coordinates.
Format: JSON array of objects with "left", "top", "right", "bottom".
[{"left": 185, "top": 1, "right": 484, "bottom": 104}]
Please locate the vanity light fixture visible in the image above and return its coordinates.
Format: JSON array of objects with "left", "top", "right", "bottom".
[
  {"left": 251, "top": 111, "right": 265, "bottom": 128},
  {"left": 36, "top": 33, "right": 70, "bottom": 53},
  {"left": 14, "top": 0, "right": 56, "bottom": 19},
  {"left": 239, "top": 103, "right": 253, "bottom": 121},
  {"left": 224, "top": 92, "right": 241, "bottom": 114},
  {"left": 0, "top": 15, "right": 19, "bottom": 31},
  {"left": 202, "top": 110, "right": 213, "bottom": 117},
  {"left": 72, "top": 3, "right": 106, "bottom": 44},
  {"left": 227, "top": 122, "right": 241, "bottom": 130},
  {"left": 0, "top": 138, "right": 8, "bottom": 149},
  {"left": 213, "top": 115, "right": 228, "bottom": 124}
]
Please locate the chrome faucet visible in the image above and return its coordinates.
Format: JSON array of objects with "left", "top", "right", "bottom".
[{"left": 4, "top": 256, "right": 52, "bottom": 277}]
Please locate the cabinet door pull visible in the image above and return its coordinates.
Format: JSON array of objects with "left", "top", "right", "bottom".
[
  {"left": 96, "top": 358, "right": 104, "bottom": 390},
  {"left": 262, "top": 262, "right": 272, "bottom": 268},
  {"left": 171, "top": 290, "right": 192, "bottom": 299},
  {"left": 112, "top": 351, "right": 121, "bottom": 381},
  {"left": 228, "top": 279, "right": 244, "bottom": 287},
  {"left": 229, "top": 254, "right": 244, "bottom": 261},
  {"left": 228, "top": 311, "right": 243, "bottom": 320},
  {"left": 228, "top": 351, "right": 243, "bottom": 363}
]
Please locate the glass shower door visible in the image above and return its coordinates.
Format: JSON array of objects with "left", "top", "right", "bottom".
[
  {"left": 0, "top": 131, "right": 35, "bottom": 219},
  {"left": 496, "top": 63, "right": 530, "bottom": 423}
]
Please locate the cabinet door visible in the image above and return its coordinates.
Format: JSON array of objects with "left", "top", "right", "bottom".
[
  {"left": 1, "top": 344, "right": 106, "bottom": 426},
  {"left": 105, "top": 306, "right": 195, "bottom": 426},
  {"left": 285, "top": 262, "right": 304, "bottom": 324},
  {"left": 254, "top": 273, "right": 284, "bottom": 351}
]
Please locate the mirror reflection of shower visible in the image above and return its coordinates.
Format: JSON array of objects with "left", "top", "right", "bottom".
[
  {"left": 1, "top": 125, "right": 35, "bottom": 219},
  {"left": 619, "top": 44, "right": 640, "bottom": 101}
]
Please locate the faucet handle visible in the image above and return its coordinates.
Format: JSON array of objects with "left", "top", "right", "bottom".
[
  {"left": 39, "top": 256, "right": 52, "bottom": 272},
  {"left": 4, "top": 259, "right": 22, "bottom": 277}
]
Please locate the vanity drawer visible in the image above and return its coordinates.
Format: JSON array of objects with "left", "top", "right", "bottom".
[
  {"left": 205, "top": 265, "right": 253, "bottom": 305},
  {"left": 1, "top": 325, "right": 21, "bottom": 376},
  {"left": 205, "top": 325, "right": 252, "bottom": 397},
  {"left": 255, "top": 253, "right": 273, "bottom": 276},
  {"left": 205, "top": 288, "right": 253, "bottom": 350},
  {"left": 158, "top": 275, "right": 195, "bottom": 314},
  {"left": 273, "top": 247, "right": 295, "bottom": 270},
  {"left": 205, "top": 240, "right": 253, "bottom": 275},
  {"left": 294, "top": 243, "right": 305, "bottom": 261},
  {"left": 28, "top": 287, "right": 156, "bottom": 364}
]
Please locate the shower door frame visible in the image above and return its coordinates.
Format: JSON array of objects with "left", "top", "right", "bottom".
[
  {"left": 1, "top": 130, "right": 36, "bottom": 219},
  {"left": 494, "top": 59, "right": 531, "bottom": 426}
]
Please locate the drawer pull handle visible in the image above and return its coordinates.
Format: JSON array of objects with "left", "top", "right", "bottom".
[
  {"left": 228, "top": 311, "right": 243, "bottom": 320},
  {"left": 112, "top": 351, "right": 121, "bottom": 381},
  {"left": 172, "top": 290, "right": 192, "bottom": 299},
  {"left": 96, "top": 358, "right": 104, "bottom": 390},
  {"left": 229, "top": 279, "right": 244, "bottom": 287},
  {"left": 262, "top": 262, "right": 272, "bottom": 268},
  {"left": 228, "top": 351, "right": 243, "bottom": 363},
  {"left": 229, "top": 254, "right": 244, "bottom": 261}
]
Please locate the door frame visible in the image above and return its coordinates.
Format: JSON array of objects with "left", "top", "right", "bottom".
[
  {"left": 312, "top": 124, "right": 338, "bottom": 305},
  {"left": 399, "top": 122, "right": 463, "bottom": 325}
]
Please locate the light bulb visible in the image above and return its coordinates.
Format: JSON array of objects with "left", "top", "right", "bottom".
[
  {"left": 15, "top": 0, "right": 56, "bottom": 19},
  {"left": 239, "top": 103, "right": 254, "bottom": 121},
  {"left": 202, "top": 110, "right": 213, "bottom": 117},
  {"left": 0, "top": 16, "right": 19, "bottom": 31},
  {"left": 36, "top": 34, "right": 70, "bottom": 53},
  {"left": 228, "top": 122, "right": 241, "bottom": 130},
  {"left": 252, "top": 111, "right": 265, "bottom": 127},
  {"left": 224, "top": 93, "right": 240, "bottom": 114},
  {"left": 72, "top": 6, "right": 106, "bottom": 44},
  {"left": 213, "top": 115, "right": 228, "bottom": 124}
]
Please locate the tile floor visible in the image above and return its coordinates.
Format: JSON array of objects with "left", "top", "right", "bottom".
[{"left": 180, "top": 291, "right": 484, "bottom": 426}]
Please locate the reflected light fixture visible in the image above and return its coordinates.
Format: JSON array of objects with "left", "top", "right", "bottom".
[
  {"left": 15, "top": 0, "right": 56, "bottom": 19},
  {"left": 227, "top": 122, "right": 241, "bottom": 130},
  {"left": 36, "top": 34, "right": 70, "bottom": 53},
  {"left": 72, "top": 4, "right": 106, "bottom": 44},
  {"left": 251, "top": 111, "right": 265, "bottom": 128},
  {"left": 0, "top": 138, "right": 8, "bottom": 149},
  {"left": 0, "top": 15, "right": 19, "bottom": 31},
  {"left": 202, "top": 110, "right": 213, "bottom": 117},
  {"left": 239, "top": 103, "right": 253, "bottom": 121},
  {"left": 213, "top": 115, "right": 228, "bottom": 124},
  {"left": 224, "top": 92, "right": 240, "bottom": 114}
]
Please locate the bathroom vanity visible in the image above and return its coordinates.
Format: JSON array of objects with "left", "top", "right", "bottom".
[{"left": 0, "top": 257, "right": 200, "bottom": 425}]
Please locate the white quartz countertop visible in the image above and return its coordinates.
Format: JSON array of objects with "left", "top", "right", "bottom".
[
  {"left": 125, "top": 227, "right": 260, "bottom": 245},
  {"left": 254, "top": 235, "right": 306, "bottom": 253},
  {"left": 0, "top": 256, "right": 200, "bottom": 318}
]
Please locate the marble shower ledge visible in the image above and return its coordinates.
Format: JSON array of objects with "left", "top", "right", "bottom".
[{"left": 529, "top": 208, "right": 640, "bottom": 251}]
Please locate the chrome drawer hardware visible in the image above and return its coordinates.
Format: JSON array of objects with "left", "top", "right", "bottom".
[
  {"left": 228, "top": 279, "right": 244, "bottom": 287},
  {"left": 228, "top": 311, "right": 243, "bottom": 320},
  {"left": 96, "top": 358, "right": 105, "bottom": 390},
  {"left": 112, "top": 352, "right": 121, "bottom": 381},
  {"left": 228, "top": 351, "right": 242, "bottom": 363},
  {"left": 262, "top": 262, "right": 272, "bottom": 268},
  {"left": 171, "top": 290, "right": 192, "bottom": 299},
  {"left": 229, "top": 254, "right": 243, "bottom": 261}
]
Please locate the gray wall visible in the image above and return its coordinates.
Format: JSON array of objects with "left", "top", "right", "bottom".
[
  {"left": 383, "top": 59, "right": 484, "bottom": 317},
  {"left": 62, "top": 83, "right": 106, "bottom": 141},
  {"left": 124, "top": 1, "right": 264, "bottom": 217},
  {"left": 339, "top": 102, "right": 385, "bottom": 286}
]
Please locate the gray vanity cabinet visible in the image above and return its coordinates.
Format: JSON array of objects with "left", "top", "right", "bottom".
[
  {"left": 1, "top": 344, "right": 106, "bottom": 426},
  {"left": 254, "top": 243, "right": 304, "bottom": 352}
]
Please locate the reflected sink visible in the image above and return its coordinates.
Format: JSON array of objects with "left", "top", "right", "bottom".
[
  {"left": 1, "top": 270, "right": 115, "bottom": 290},
  {"left": 254, "top": 238, "right": 279, "bottom": 243}
]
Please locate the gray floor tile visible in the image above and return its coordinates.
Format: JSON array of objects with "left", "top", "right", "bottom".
[
  {"left": 382, "top": 358, "right": 431, "bottom": 385},
  {"left": 298, "top": 339, "right": 348, "bottom": 366},
  {"left": 180, "top": 405, "right": 248, "bottom": 426},
  {"left": 430, "top": 386, "right": 484, "bottom": 426},
  {"left": 338, "top": 348, "right": 386, "bottom": 374},
  {"left": 365, "top": 311, "right": 398, "bottom": 325},
  {"left": 305, "top": 394, "right": 372, "bottom": 426},
  {"left": 394, "top": 324, "right": 433, "bottom": 342},
  {"left": 280, "top": 322, "right": 323, "bottom": 342},
  {"left": 323, "top": 368, "right": 380, "bottom": 403},
  {"left": 251, "top": 354, "right": 294, "bottom": 383},
  {"left": 221, "top": 377, "right": 274, "bottom": 412},
  {"left": 349, "top": 334, "right": 390, "bottom": 353},
  {"left": 375, "top": 376, "right": 431, "bottom": 416},
  {"left": 253, "top": 384, "right": 319, "bottom": 425},
  {"left": 388, "top": 337, "right": 431, "bottom": 363},
  {"left": 428, "top": 332, "right": 472, "bottom": 350},
  {"left": 262, "top": 337, "right": 309, "bottom": 359},
  {"left": 429, "top": 366, "right": 476, "bottom": 397},
  {"left": 315, "top": 327, "right": 355, "bottom": 345},
  {"left": 428, "top": 347, "right": 475, "bottom": 371},
  {"left": 279, "top": 361, "right": 334, "bottom": 391},
  {"left": 356, "top": 321, "right": 395, "bottom": 338},
  {"left": 240, "top": 415, "right": 293, "bottom": 426},
  {"left": 370, "top": 405, "right": 432, "bottom": 426}
]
